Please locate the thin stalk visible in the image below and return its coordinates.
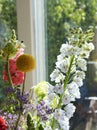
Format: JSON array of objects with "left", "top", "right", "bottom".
[
  {"left": 6, "top": 56, "right": 13, "bottom": 87},
  {"left": 57, "top": 55, "right": 75, "bottom": 107},
  {"left": 52, "top": 118, "right": 56, "bottom": 130},
  {"left": 15, "top": 73, "right": 26, "bottom": 129},
  {"left": 64, "top": 55, "right": 74, "bottom": 89},
  {"left": 22, "top": 72, "right": 26, "bottom": 96}
]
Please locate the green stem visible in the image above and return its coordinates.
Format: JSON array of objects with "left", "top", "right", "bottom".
[
  {"left": 64, "top": 55, "right": 74, "bottom": 89},
  {"left": 6, "top": 56, "right": 13, "bottom": 87},
  {"left": 58, "top": 55, "right": 75, "bottom": 107},
  {"left": 15, "top": 73, "right": 26, "bottom": 129},
  {"left": 52, "top": 118, "right": 56, "bottom": 130},
  {"left": 22, "top": 72, "right": 26, "bottom": 96}
]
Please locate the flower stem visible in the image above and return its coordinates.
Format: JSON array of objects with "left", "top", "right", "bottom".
[
  {"left": 6, "top": 56, "right": 13, "bottom": 87},
  {"left": 22, "top": 72, "right": 26, "bottom": 96},
  {"left": 58, "top": 55, "right": 74, "bottom": 107},
  {"left": 64, "top": 55, "right": 74, "bottom": 89},
  {"left": 52, "top": 118, "right": 56, "bottom": 130},
  {"left": 15, "top": 73, "right": 26, "bottom": 129}
]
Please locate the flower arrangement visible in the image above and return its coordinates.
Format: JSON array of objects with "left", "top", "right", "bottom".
[{"left": 0, "top": 27, "right": 95, "bottom": 130}]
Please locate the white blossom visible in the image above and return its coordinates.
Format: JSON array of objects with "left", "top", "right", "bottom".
[
  {"left": 80, "top": 42, "right": 94, "bottom": 58},
  {"left": 57, "top": 54, "right": 64, "bottom": 61},
  {"left": 54, "top": 109, "right": 70, "bottom": 130},
  {"left": 44, "top": 126, "right": 52, "bottom": 130},
  {"left": 59, "top": 119, "right": 70, "bottom": 130},
  {"left": 62, "top": 91, "right": 75, "bottom": 105},
  {"left": 80, "top": 50, "right": 90, "bottom": 59},
  {"left": 77, "top": 58, "right": 87, "bottom": 71},
  {"left": 54, "top": 109, "right": 66, "bottom": 121},
  {"left": 56, "top": 58, "right": 70, "bottom": 73},
  {"left": 73, "top": 77, "right": 83, "bottom": 87},
  {"left": 64, "top": 103, "right": 76, "bottom": 119},
  {"left": 67, "top": 82, "right": 80, "bottom": 99},
  {"left": 75, "top": 70, "right": 85, "bottom": 79},
  {"left": 50, "top": 69, "right": 65, "bottom": 83},
  {"left": 60, "top": 43, "right": 80, "bottom": 56},
  {"left": 54, "top": 83, "right": 64, "bottom": 94},
  {"left": 82, "top": 42, "right": 94, "bottom": 52}
]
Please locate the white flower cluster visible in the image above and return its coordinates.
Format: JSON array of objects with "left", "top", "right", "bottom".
[
  {"left": 32, "top": 28, "right": 94, "bottom": 130},
  {"left": 49, "top": 28, "right": 94, "bottom": 130}
]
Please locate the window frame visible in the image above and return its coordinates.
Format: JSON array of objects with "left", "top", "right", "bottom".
[{"left": 16, "top": 0, "right": 46, "bottom": 89}]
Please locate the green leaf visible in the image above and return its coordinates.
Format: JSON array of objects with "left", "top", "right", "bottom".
[
  {"left": 27, "top": 113, "right": 35, "bottom": 130},
  {"left": 39, "top": 124, "right": 44, "bottom": 130}
]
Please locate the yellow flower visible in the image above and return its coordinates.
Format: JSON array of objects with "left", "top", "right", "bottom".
[
  {"left": 34, "top": 81, "right": 49, "bottom": 98},
  {"left": 16, "top": 54, "right": 36, "bottom": 72}
]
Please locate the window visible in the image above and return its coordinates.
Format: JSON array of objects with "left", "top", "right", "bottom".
[
  {"left": 46, "top": 1, "right": 97, "bottom": 130},
  {"left": 16, "top": 0, "right": 47, "bottom": 89}
]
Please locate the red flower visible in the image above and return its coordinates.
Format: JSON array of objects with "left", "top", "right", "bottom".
[{"left": 0, "top": 116, "right": 7, "bottom": 130}]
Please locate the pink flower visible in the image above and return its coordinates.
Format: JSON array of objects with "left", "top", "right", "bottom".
[
  {"left": 14, "top": 48, "right": 24, "bottom": 60},
  {"left": 3, "top": 49, "right": 24, "bottom": 86}
]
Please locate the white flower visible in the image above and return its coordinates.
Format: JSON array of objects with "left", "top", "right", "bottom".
[
  {"left": 64, "top": 103, "right": 76, "bottom": 119},
  {"left": 60, "top": 43, "right": 80, "bottom": 56},
  {"left": 60, "top": 43, "right": 72, "bottom": 56},
  {"left": 62, "top": 91, "right": 75, "bottom": 105},
  {"left": 56, "top": 58, "right": 70, "bottom": 73},
  {"left": 48, "top": 83, "right": 54, "bottom": 93},
  {"left": 44, "top": 126, "right": 52, "bottom": 130},
  {"left": 80, "top": 42, "right": 94, "bottom": 58},
  {"left": 82, "top": 42, "right": 94, "bottom": 52},
  {"left": 44, "top": 93, "right": 59, "bottom": 108},
  {"left": 73, "top": 77, "right": 83, "bottom": 87},
  {"left": 47, "top": 93, "right": 57, "bottom": 101},
  {"left": 50, "top": 69, "right": 65, "bottom": 83},
  {"left": 54, "top": 109, "right": 66, "bottom": 121},
  {"left": 54, "top": 83, "right": 64, "bottom": 94},
  {"left": 54, "top": 109, "right": 70, "bottom": 130},
  {"left": 77, "top": 58, "right": 87, "bottom": 71},
  {"left": 67, "top": 82, "right": 80, "bottom": 99},
  {"left": 57, "top": 54, "right": 64, "bottom": 61},
  {"left": 75, "top": 70, "right": 85, "bottom": 79},
  {"left": 59, "top": 118, "right": 70, "bottom": 130},
  {"left": 80, "top": 50, "right": 90, "bottom": 59}
]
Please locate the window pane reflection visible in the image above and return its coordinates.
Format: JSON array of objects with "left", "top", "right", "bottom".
[{"left": 46, "top": 0, "right": 97, "bottom": 130}]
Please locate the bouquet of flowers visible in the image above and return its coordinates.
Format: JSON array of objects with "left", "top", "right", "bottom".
[{"left": 0, "top": 27, "right": 94, "bottom": 130}]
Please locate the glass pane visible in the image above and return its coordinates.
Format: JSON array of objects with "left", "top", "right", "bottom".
[
  {"left": 0, "top": 0, "right": 17, "bottom": 44},
  {"left": 46, "top": 0, "right": 97, "bottom": 130},
  {"left": 0, "top": 0, "right": 17, "bottom": 103}
]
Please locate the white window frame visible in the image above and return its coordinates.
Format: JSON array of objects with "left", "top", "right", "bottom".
[{"left": 16, "top": 0, "right": 46, "bottom": 89}]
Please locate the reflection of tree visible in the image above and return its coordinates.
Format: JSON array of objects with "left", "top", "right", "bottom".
[
  {"left": 0, "top": 0, "right": 17, "bottom": 43},
  {"left": 47, "top": 0, "right": 97, "bottom": 81}
]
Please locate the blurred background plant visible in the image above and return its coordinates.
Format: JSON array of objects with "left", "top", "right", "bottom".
[{"left": 46, "top": 0, "right": 97, "bottom": 81}]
